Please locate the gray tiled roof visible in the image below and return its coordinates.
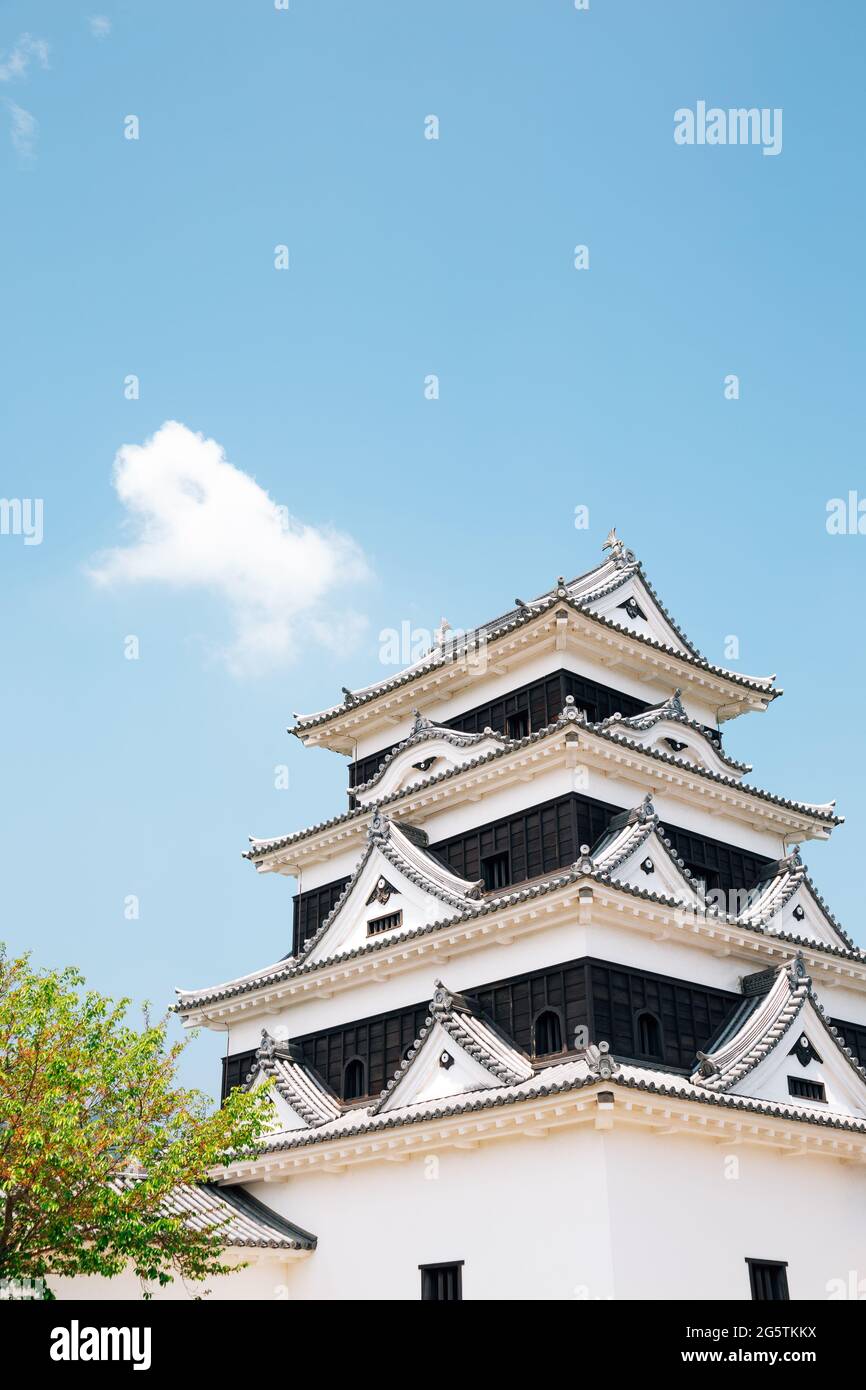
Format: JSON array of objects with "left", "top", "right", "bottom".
[
  {"left": 292, "top": 536, "right": 780, "bottom": 733},
  {"left": 246, "top": 702, "right": 840, "bottom": 863},
  {"left": 244, "top": 1030, "right": 341, "bottom": 1126},
  {"left": 178, "top": 797, "right": 862, "bottom": 1015},
  {"left": 295, "top": 812, "right": 484, "bottom": 964},
  {"left": 351, "top": 710, "right": 511, "bottom": 798},
  {"left": 737, "top": 851, "right": 856, "bottom": 951},
  {"left": 111, "top": 1175, "right": 316, "bottom": 1250},
  {"left": 239, "top": 1050, "right": 866, "bottom": 1161},
  {"left": 692, "top": 955, "right": 866, "bottom": 1094},
  {"left": 371, "top": 978, "right": 533, "bottom": 1114},
  {"left": 598, "top": 689, "right": 752, "bottom": 774}
]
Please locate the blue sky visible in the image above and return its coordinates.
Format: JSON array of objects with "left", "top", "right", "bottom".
[{"left": 1, "top": 1, "right": 864, "bottom": 1097}]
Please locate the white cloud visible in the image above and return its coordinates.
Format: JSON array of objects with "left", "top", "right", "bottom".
[
  {"left": 0, "top": 34, "right": 48, "bottom": 156},
  {"left": 0, "top": 33, "right": 49, "bottom": 82},
  {"left": 6, "top": 101, "right": 37, "bottom": 156},
  {"left": 88, "top": 421, "right": 371, "bottom": 676},
  {"left": 88, "top": 16, "right": 112, "bottom": 40}
]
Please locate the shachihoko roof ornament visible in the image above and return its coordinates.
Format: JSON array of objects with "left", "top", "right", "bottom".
[
  {"left": 602, "top": 526, "right": 636, "bottom": 568},
  {"left": 582, "top": 1040, "right": 616, "bottom": 1078},
  {"left": 291, "top": 530, "right": 781, "bottom": 734}
]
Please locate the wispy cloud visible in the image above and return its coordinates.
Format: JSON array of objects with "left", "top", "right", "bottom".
[
  {"left": 6, "top": 101, "right": 37, "bottom": 157},
  {"left": 88, "top": 421, "right": 372, "bottom": 676},
  {"left": 0, "top": 33, "right": 49, "bottom": 83},
  {"left": 88, "top": 16, "right": 112, "bottom": 40},
  {"left": 0, "top": 33, "right": 48, "bottom": 157}
]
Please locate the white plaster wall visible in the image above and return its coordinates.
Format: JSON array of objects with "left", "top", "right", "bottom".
[
  {"left": 349, "top": 647, "right": 723, "bottom": 765},
  {"left": 223, "top": 914, "right": 866, "bottom": 1055},
  {"left": 244, "top": 1125, "right": 615, "bottom": 1301},
  {"left": 604, "top": 1129, "right": 866, "bottom": 1300},
  {"left": 296, "top": 756, "right": 790, "bottom": 896},
  {"left": 50, "top": 1122, "right": 866, "bottom": 1301}
]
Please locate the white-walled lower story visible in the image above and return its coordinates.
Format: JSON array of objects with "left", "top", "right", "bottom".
[{"left": 53, "top": 1121, "right": 865, "bottom": 1301}]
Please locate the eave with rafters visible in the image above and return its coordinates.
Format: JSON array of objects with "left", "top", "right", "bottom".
[
  {"left": 177, "top": 868, "right": 866, "bottom": 1030},
  {"left": 218, "top": 1073, "right": 866, "bottom": 1185},
  {"left": 247, "top": 711, "right": 840, "bottom": 880},
  {"left": 291, "top": 552, "right": 781, "bottom": 757}
]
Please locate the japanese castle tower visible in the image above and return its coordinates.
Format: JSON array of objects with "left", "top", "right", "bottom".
[{"left": 71, "top": 530, "right": 866, "bottom": 1301}]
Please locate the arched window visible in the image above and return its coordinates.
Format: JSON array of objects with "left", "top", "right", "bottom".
[
  {"left": 533, "top": 1009, "right": 563, "bottom": 1058},
  {"left": 636, "top": 1011, "right": 663, "bottom": 1060},
  {"left": 343, "top": 1057, "right": 366, "bottom": 1102}
]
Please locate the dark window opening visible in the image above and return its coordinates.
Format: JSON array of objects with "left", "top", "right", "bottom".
[
  {"left": 420, "top": 1261, "right": 463, "bottom": 1301},
  {"left": 636, "top": 1010, "right": 664, "bottom": 1060},
  {"left": 429, "top": 793, "right": 770, "bottom": 906},
  {"left": 367, "top": 909, "right": 403, "bottom": 937},
  {"left": 220, "top": 1048, "right": 258, "bottom": 1103},
  {"left": 481, "top": 851, "right": 510, "bottom": 892},
  {"left": 506, "top": 710, "right": 530, "bottom": 740},
  {"left": 343, "top": 1057, "right": 366, "bottom": 1102},
  {"left": 788, "top": 1076, "right": 826, "bottom": 1103},
  {"left": 747, "top": 1259, "right": 789, "bottom": 1302},
  {"left": 533, "top": 1009, "right": 563, "bottom": 1058},
  {"left": 684, "top": 863, "right": 721, "bottom": 895}
]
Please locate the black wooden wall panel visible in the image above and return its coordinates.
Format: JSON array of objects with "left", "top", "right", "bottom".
[
  {"left": 291, "top": 791, "right": 773, "bottom": 958},
  {"left": 346, "top": 667, "right": 722, "bottom": 794},
  {"left": 348, "top": 668, "right": 656, "bottom": 792},
  {"left": 221, "top": 957, "right": 743, "bottom": 1101},
  {"left": 292, "top": 876, "right": 350, "bottom": 957},
  {"left": 830, "top": 1016, "right": 866, "bottom": 1066},
  {"left": 221, "top": 993, "right": 866, "bottom": 1103},
  {"left": 295, "top": 1002, "right": 430, "bottom": 1103}
]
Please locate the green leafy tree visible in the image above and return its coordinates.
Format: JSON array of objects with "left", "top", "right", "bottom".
[{"left": 0, "top": 947, "right": 273, "bottom": 1297}]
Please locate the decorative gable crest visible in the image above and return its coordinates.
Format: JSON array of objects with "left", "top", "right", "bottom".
[
  {"left": 690, "top": 958, "right": 866, "bottom": 1118},
  {"left": 300, "top": 814, "right": 484, "bottom": 967},
  {"left": 371, "top": 978, "right": 534, "bottom": 1115},
  {"left": 365, "top": 876, "right": 399, "bottom": 907}
]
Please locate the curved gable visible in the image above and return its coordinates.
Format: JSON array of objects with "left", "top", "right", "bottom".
[
  {"left": 374, "top": 980, "right": 533, "bottom": 1114},
  {"left": 354, "top": 722, "right": 510, "bottom": 806},
  {"left": 304, "top": 815, "right": 483, "bottom": 966},
  {"left": 693, "top": 959, "right": 866, "bottom": 1120}
]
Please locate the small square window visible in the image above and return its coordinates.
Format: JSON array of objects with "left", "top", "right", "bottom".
[
  {"left": 420, "top": 1261, "right": 463, "bottom": 1301},
  {"left": 788, "top": 1076, "right": 826, "bottom": 1103},
  {"left": 746, "top": 1259, "right": 789, "bottom": 1301},
  {"left": 367, "top": 909, "right": 403, "bottom": 937}
]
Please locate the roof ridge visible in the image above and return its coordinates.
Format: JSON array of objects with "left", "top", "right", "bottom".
[
  {"left": 241, "top": 1058, "right": 866, "bottom": 1162},
  {"left": 180, "top": 816, "right": 863, "bottom": 1013},
  {"left": 249, "top": 705, "right": 837, "bottom": 864},
  {"left": 292, "top": 534, "right": 780, "bottom": 732},
  {"left": 369, "top": 979, "right": 533, "bottom": 1115}
]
